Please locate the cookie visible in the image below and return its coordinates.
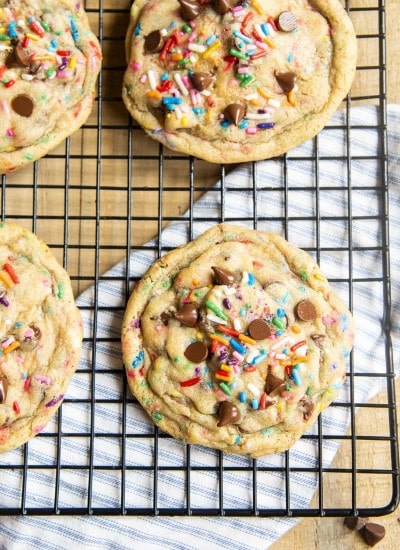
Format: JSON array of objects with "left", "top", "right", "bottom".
[
  {"left": 0, "top": 222, "right": 82, "bottom": 453},
  {"left": 122, "top": 224, "right": 355, "bottom": 457},
  {"left": 0, "top": 0, "right": 102, "bottom": 174},
  {"left": 122, "top": 0, "right": 357, "bottom": 163}
]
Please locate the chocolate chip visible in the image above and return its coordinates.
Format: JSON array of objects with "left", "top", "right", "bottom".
[
  {"left": 248, "top": 319, "right": 271, "bottom": 341},
  {"left": 361, "top": 523, "right": 386, "bottom": 547},
  {"left": 217, "top": 401, "right": 241, "bottom": 426},
  {"left": 144, "top": 30, "right": 164, "bottom": 53},
  {"left": 28, "top": 61, "right": 44, "bottom": 75},
  {"left": 18, "top": 325, "right": 42, "bottom": 351},
  {"left": 277, "top": 11, "right": 298, "bottom": 32},
  {"left": 299, "top": 397, "right": 314, "bottom": 421},
  {"left": 211, "top": 0, "right": 232, "bottom": 15},
  {"left": 311, "top": 334, "right": 325, "bottom": 348},
  {"left": 11, "top": 95, "right": 34, "bottom": 118},
  {"left": 265, "top": 370, "right": 286, "bottom": 397},
  {"left": 6, "top": 44, "right": 30, "bottom": 68},
  {"left": 295, "top": 300, "right": 317, "bottom": 322},
  {"left": 160, "top": 312, "right": 172, "bottom": 325},
  {"left": 275, "top": 71, "right": 297, "bottom": 93},
  {"left": 184, "top": 341, "right": 208, "bottom": 363},
  {"left": 344, "top": 516, "right": 369, "bottom": 531},
  {"left": 212, "top": 266, "right": 235, "bottom": 285},
  {"left": 0, "top": 378, "right": 8, "bottom": 404},
  {"left": 178, "top": 0, "right": 201, "bottom": 20},
  {"left": 224, "top": 103, "right": 245, "bottom": 126},
  {"left": 189, "top": 72, "right": 213, "bottom": 91},
  {"left": 175, "top": 303, "right": 198, "bottom": 327}
]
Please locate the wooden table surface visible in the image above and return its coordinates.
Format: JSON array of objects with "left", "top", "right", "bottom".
[
  {"left": 273, "top": 1, "right": 400, "bottom": 548},
  {"left": 2, "top": 1, "right": 399, "bottom": 546}
]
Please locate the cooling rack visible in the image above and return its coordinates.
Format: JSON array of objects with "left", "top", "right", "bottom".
[{"left": 0, "top": 0, "right": 398, "bottom": 518}]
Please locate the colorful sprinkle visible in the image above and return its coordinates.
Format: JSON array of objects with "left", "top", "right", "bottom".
[
  {"left": 292, "top": 366, "right": 302, "bottom": 386},
  {"left": 205, "top": 300, "right": 228, "bottom": 321},
  {"left": 180, "top": 376, "right": 201, "bottom": 387},
  {"left": 219, "top": 382, "right": 233, "bottom": 396},
  {"left": 272, "top": 316, "right": 285, "bottom": 329},
  {"left": 209, "top": 333, "right": 230, "bottom": 346},
  {"left": 247, "top": 383, "right": 260, "bottom": 397},
  {"left": 56, "top": 282, "right": 64, "bottom": 299},
  {"left": 3, "top": 341, "right": 20, "bottom": 354},
  {"left": 132, "top": 350, "right": 145, "bottom": 368},
  {"left": 45, "top": 394, "right": 64, "bottom": 407},
  {"left": 229, "top": 338, "right": 247, "bottom": 355},
  {"left": 0, "top": 272, "right": 14, "bottom": 288}
]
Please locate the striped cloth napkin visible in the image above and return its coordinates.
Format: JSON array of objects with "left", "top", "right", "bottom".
[{"left": 1, "top": 105, "right": 399, "bottom": 549}]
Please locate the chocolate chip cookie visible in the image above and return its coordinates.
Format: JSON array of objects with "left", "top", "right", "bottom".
[
  {"left": 0, "top": 0, "right": 102, "bottom": 174},
  {"left": 0, "top": 222, "right": 82, "bottom": 453},
  {"left": 121, "top": 224, "right": 355, "bottom": 457},
  {"left": 122, "top": 0, "right": 357, "bottom": 163}
]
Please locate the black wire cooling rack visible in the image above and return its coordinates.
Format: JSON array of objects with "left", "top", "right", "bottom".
[{"left": 0, "top": 0, "right": 398, "bottom": 518}]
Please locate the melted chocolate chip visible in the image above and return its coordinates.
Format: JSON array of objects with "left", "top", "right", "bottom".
[
  {"left": 344, "top": 516, "right": 369, "bottom": 531},
  {"left": 160, "top": 312, "right": 172, "bottom": 326},
  {"left": 361, "top": 523, "right": 386, "bottom": 547},
  {"left": 248, "top": 319, "right": 271, "bottom": 341},
  {"left": 184, "top": 341, "right": 208, "bottom": 363},
  {"left": 11, "top": 95, "right": 34, "bottom": 118},
  {"left": 28, "top": 61, "right": 44, "bottom": 75},
  {"left": 144, "top": 30, "right": 164, "bottom": 53},
  {"left": 275, "top": 71, "right": 297, "bottom": 93},
  {"left": 212, "top": 0, "right": 232, "bottom": 15},
  {"left": 265, "top": 370, "right": 286, "bottom": 397},
  {"left": 311, "top": 334, "right": 325, "bottom": 347},
  {"left": 175, "top": 303, "right": 199, "bottom": 327},
  {"left": 18, "top": 325, "right": 42, "bottom": 351},
  {"left": 178, "top": 0, "right": 201, "bottom": 20},
  {"left": 311, "top": 334, "right": 325, "bottom": 352},
  {"left": 277, "top": 11, "right": 298, "bottom": 32},
  {"left": 6, "top": 44, "right": 30, "bottom": 68},
  {"left": 212, "top": 266, "right": 235, "bottom": 285},
  {"left": 295, "top": 300, "right": 317, "bottom": 322},
  {"left": 224, "top": 103, "right": 245, "bottom": 126},
  {"left": 217, "top": 401, "right": 241, "bottom": 426},
  {"left": 0, "top": 377, "right": 8, "bottom": 404},
  {"left": 299, "top": 397, "right": 314, "bottom": 421},
  {"left": 189, "top": 72, "right": 213, "bottom": 91}
]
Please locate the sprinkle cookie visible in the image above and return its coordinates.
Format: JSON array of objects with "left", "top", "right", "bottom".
[
  {"left": 0, "top": 0, "right": 102, "bottom": 174},
  {"left": 122, "top": 224, "right": 355, "bottom": 457},
  {"left": 0, "top": 222, "right": 82, "bottom": 453},
  {"left": 122, "top": 0, "right": 357, "bottom": 163}
]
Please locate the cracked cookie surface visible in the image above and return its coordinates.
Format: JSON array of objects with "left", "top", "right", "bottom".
[
  {"left": 122, "top": 224, "right": 355, "bottom": 457},
  {"left": 123, "top": 0, "right": 357, "bottom": 163},
  {"left": 0, "top": 222, "right": 82, "bottom": 453},
  {"left": 0, "top": 0, "right": 102, "bottom": 174}
]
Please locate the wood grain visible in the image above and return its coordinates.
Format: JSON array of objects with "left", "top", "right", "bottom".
[{"left": 271, "top": 3, "right": 400, "bottom": 547}]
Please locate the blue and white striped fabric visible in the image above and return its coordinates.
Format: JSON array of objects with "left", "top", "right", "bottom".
[{"left": 1, "top": 105, "right": 400, "bottom": 549}]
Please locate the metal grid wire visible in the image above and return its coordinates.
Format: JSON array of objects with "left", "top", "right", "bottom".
[{"left": 0, "top": 0, "right": 398, "bottom": 517}]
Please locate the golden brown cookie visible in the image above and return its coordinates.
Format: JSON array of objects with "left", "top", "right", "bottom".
[
  {"left": 122, "top": 0, "right": 357, "bottom": 163},
  {"left": 0, "top": 0, "right": 102, "bottom": 174},
  {"left": 0, "top": 222, "right": 82, "bottom": 453},
  {"left": 122, "top": 224, "right": 355, "bottom": 457}
]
